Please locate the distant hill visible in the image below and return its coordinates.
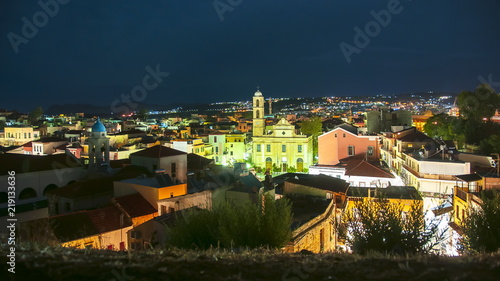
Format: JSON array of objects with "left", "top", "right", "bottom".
[{"left": 45, "top": 103, "right": 172, "bottom": 116}]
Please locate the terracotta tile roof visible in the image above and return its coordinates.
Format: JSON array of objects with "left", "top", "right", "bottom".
[
  {"left": 345, "top": 159, "right": 395, "bottom": 178},
  {"left": 23, "top": 141, "right": 33, "bottom": 147},
  {"left": 87, "top": 205, "right": 130, "bottom": 234},
  {"left": 286, "top": 174, "right": 349, "bottom": 193},
  {"left": 114, "top": 193, "right": 157, "bottom": 218},
  {"left": 130, "top": 145, "right": 186, "bottom": 158},
  {"left": 50, "top": 205, "right": 131, "bottom": 243},
  {"left": 397, "top": 130, "right": 435, "bottom": 143},
  {"left": 0, "top": 154, "right": 82, "bottom": 176}
]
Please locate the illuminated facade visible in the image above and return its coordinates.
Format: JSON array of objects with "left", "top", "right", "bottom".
[{"left": 251, "top": 89, "right": 313, "bottom": 172}]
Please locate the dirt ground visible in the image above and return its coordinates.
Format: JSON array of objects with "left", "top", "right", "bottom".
[{"left": 1, "top": 246, "right": 500, "bottom": 281}]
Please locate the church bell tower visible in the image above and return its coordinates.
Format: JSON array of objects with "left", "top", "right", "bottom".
[{"left": 252, "top": 88, "right": 265, "bottom": 136}]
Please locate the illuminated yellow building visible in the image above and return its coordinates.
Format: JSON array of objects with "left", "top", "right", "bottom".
[
  {"left": 3, "top": 126, "right": 40, "bottom": 146},
  {"left": 346, "top": 186, "right": 423, "bottom": 214},
  {"left": 450, "top": 173, "right": 500, "bottom": 232},
  {"left": 251, "top": 89, "right": 313, "bottom": 172},
  {"left": 412, "top": 110, "right": 433, "bottom": 132}
]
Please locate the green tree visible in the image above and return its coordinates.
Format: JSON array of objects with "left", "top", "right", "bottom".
[
  {"left": 28, "top": 106, "right": 43, "bottom": 125},
  {"left": 137, "top": 108, "right": 149, "bottom": 120},
  {"left": 457, "top": 84, "right": 500, "bottom": 121},
  {"left": 423, "top": 114, "right": 454, "bottom": 139},
  {"left": 480, "top": 135, "right": 500, "bottom": 155},
  {"left": 340, "top": 191, "right": 445, "bottom": 255},
  {"left": 299, "top": 116, "right": 323, "bottom": 161},
  {"left": 460, "top": 190, "right": 500, "bottom": 253}
]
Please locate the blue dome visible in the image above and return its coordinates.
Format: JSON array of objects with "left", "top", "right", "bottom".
[{"left": 92, "top": 119, "right": 106, "bottom": 132}]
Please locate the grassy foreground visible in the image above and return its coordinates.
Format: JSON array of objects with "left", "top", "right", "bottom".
[{"left": 1, "top": 245, "right": 500, "bottom": 281}]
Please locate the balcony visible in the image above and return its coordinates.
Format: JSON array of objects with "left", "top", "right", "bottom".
[{"left": 455, "top": 188, "right": 468, "bottom": 202}]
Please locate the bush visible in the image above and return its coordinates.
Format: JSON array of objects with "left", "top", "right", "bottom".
[
  {"left": 460, "top": 190, "right": 500, "bottom": 253},
  {"left": 165, "top": 195, "right": 292, "bottom": 249},
  {"left": 341, "top": 192, "right": 446, "bottom": 255}
]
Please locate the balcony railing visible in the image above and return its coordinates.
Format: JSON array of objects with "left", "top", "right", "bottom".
[{"left": 455, "top": 188, "right": 468, "bottom": 202}]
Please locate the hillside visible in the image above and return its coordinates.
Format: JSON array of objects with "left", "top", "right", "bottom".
[{"left": 2, "top": 246, "right": 500, "bottom": 281}]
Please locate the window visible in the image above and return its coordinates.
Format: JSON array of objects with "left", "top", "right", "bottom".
[
  {"left": 298, "top": 145, "right": 302, "bottom": 153},
  {"left": 85, "top": 242, "right": 94, "bottom": 249},
  {"left": 343, "top": 133, "right": 346, "bottom": 138},
  {"left": 266, "top": 144, "right": 271, "bottom": 152},
  {"left": 282, "top": 145, "right": 286, "bottom": 152},
  {"left": 334, "top": 134, "right": 337, "bottom": 138},
  {"left": 130, "top": 231, "right": 141, "bottom": 239},
  {"left": 256, "top": 144, "right": 261, "bottom": 152},
  {"left": 215, "top": 147, "right": 219, "bottom": 153},
  {"left": 348, "top": 145, "right": 355, "bottom": 156},
  {"left": 214, "top": 136, "right": 217, "bottom": 142},
  {"left": 161, "top": 205, "right": 167, "bottom": 215},
  {"left": 230, "top": 151, "right": 233, "bottom": 156},
  {"left": 171, "top": 162, "right": 176, "bottom": 178},
  {"left": 367, "top": 146, "right": 374, "bottom": 157}
]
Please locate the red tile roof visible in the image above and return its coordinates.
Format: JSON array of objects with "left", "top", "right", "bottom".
[
  {"left": 345, "top": 159, "right": 395, "bottom": 178},
  {"left": 50, "top": 205, "right": 131, "bottom": 242},
  {"left": 130, "top": 145, "right": 186, "bottom": 158},
  {"left": 86, "top": 205, "right": 130, "bottom": 234},
  {"left": 113, "top": 193, "right": 157, "bottom": 218}
]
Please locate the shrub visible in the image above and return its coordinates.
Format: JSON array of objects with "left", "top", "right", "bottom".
[
  {"left": 460, "top": 190, "right": 500, "bottom": 253},
  {"left": 341, "top": 191, "right": 446, "bottom": 255},
  {"left": 165, "top": 195, "right": 292, "bottom": 249}
]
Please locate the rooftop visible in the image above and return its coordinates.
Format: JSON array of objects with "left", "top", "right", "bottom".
[
  {"left": 347, "top": 186, "right": 422, "bottom": 200},
  {"left": 113, "top": 193, "right": 157, "bottom": 218},
  {"left": 286, "top": 174, "right": 349, "bottom": 193},
  {"left": 288, "top": 195, "right": 332, "bottom": 230},
  {"left": 0, "top": 153, "right": 82, "bottom": 175},
  {"left": 130, "top": 145, "right": 186, "bottom": 158},
  {"left": 345, "top": 159, "right": 395, "bottom": 178},
  {"left": 50, "top": 205, "right": 132, "bottom": 243}
]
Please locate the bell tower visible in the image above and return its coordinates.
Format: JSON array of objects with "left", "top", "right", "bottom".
[
  {"left": 252, "top": 88, "right": 265, "bottom": 136},
  {"left": 88, "top": 118, "right": 110, "bottom": 171}
]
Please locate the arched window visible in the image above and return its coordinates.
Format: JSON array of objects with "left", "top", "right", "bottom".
[
  {"left": 43, "top": 184, "right": 58, "bottom": 195},
  {"left": 256, "top": 110, "right": 260, "bottom": 119},
  {"left": 256, "top": 99, "right": 259, "bottom": 107},
  {"left": 19, "top": 188, "right": 37, "bottom": 200}
]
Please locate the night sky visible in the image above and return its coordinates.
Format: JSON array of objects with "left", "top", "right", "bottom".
[{"left": 1, "top": 0, "right": 499, "bottom": 113}]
